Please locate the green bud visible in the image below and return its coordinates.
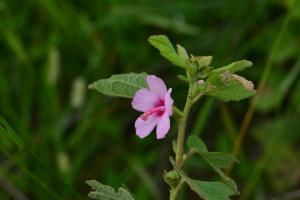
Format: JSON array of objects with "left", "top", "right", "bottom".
[
  {"left": 187, "top": 55, "right": 213, "bottom": 80},
  {"left": 194, "top": 56, "right": 213, "bottom": 69},
  {"left": 191, "top": 80, "right": 206, "bottom": 98},
  {"left": 186, "top": 58, "right": 198, "bottom": 78},
  {"left": 196, "top": 80, "right": 206, "bottom": 92},
  {"left": 164, "top": 170, "right": 180, "bottom": 188}
]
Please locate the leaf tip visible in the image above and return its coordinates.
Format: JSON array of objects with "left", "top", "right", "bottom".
[
  {"left": 88, "top": 83, "right": 95, "bottom": 90},
  {"left": 86, "top": 179, "right": 95, "bottom": 186},
  {"left": 243, "top": 60, "right": 253, "bottom": 67},
  {"left": 148, "top": 34, "right": 167, "bottom": 40}
]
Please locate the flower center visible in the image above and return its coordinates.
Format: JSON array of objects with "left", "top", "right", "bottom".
[{"left": 140, "top": 106, "right": 165, "bottom": 121}]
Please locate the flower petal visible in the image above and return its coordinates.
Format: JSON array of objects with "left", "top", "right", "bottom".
[
  {"left": 132, "top": 89, "right": 159, "bottom": 112},
  {"left": 135, "top": 116, "right": 158, "bottom": 139},
  {"left": 156, "top": 113, "right": 170, "bottom": 139},
  {"left": 146, "top": 75, "right": 167, "bottom": 99},
  {"left": 164, "top": 88, "right": 173, "bottom": 116}
]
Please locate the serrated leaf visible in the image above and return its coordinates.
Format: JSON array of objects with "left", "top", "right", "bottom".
[
  {"left": 172, "top": 162, "right": 235, "bottom": 200},
  {"left": 148, "top": 35, "right": 186, "bottom": 68},
  {"left": 86, "top": 180, "right": 134, "bottom": 200},
  {"left": 212, "top": 60, "right": 253, "bottom": 73},
  {"left": 187, "top": 135, "right": 208, "bottom": 152},
  {"left": 206, "top": 72, "right": 256, "bottom": 101},
  {"left": 88, "top": 72, "right": 147, "bottom": 98}
]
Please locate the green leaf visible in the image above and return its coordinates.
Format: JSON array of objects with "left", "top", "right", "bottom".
[
  {"left": 191, "top": 55, "right": 213, "bottom": 69},
  {"left": 184, "top": 179, "right": 235, "bottom": 200},
  {"left": 187, "top": 135, "right": 208, "bottom": 152},
  {"left": 186, "top": 135, "right": 239, "bottom": 193},
  {"left": 148, "top": 35, "right": 186, "bottom": 68},
  {"left": 212, "top": 60, "right": 253, "bottom": 73},
  {"left": 200, "top": 152, "right": 237, "bottom": 169},
  {"left": 176, "top": 44, "right": 189, "bottom": 60},
  {"left": 177, "top": 75, "right": 189, "bottom": 83},
  {"left": 88, "top": 72, "right": 147, "bottom": 98},
  {"left": 163, "top": 170, "right": 180, "bottom": 188},
  {"left": 200, "top": 152, "right": 239, "bottom": 192},
  {"left": 172, "top": 162, "right": 235, "bottom": 200},
  {"left": 86, "top": 180, "right": 135, "bottom": 200},
  {"left": 206, "top": 72, "right": 256, "bottom": 101}
]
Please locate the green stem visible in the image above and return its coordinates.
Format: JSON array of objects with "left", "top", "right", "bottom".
[
  {"left": 169, "top": 71, "right": 200, "bottom": 199},
  {"left": 175, "top": 91, "right": 193, "bottom": 168},
  {"left": 169, "top": 179, "right": 184, "bottom": 200},
  {"left": 168, "top": 84, "right": 195, "bottom": 200}
]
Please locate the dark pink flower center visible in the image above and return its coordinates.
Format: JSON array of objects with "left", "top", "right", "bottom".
[{"left": 140, "top": 106, "right": 165, "bottom": 121}]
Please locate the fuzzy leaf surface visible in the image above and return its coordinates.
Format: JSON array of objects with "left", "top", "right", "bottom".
[
  {"left": 89, "top": 73, "right": 147, "bottom": 98},
  {"left": 86, "top": 180, "right": 134, "bottom": 200},
  {"left": 206, "top": 72, "right": 256, "bottom": 101}
]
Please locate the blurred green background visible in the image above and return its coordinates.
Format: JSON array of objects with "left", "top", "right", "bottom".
[{"left": 1, "top": 0, "right": 300, "bottom": 199}]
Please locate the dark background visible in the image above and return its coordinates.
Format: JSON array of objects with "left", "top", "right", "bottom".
[{"left": 0, "top": 0, "right": 300, "bottom": 199}]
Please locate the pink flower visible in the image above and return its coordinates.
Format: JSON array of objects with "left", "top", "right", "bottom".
[{"left": 132, "top": 75, "right": 173, "bottom": 139}]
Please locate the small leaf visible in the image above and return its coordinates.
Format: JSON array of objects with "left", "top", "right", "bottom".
[
  {"left": 212, "top": 60, "right": 253, "bottom": 73},
  {"left": 187, "top": 135, "right": 208, "bottom": 152},
  {"left": 86, "top": 180, "right": 135, "bottom": 200},
  {"left": 88, "top": 72, "right": 147, "bottom": 98},
  {"left": 148, "top": 35, "right": 186, "bottom": 68},
  {"left": 206, "top": 72, "right": 256, "bottom": 101}
]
